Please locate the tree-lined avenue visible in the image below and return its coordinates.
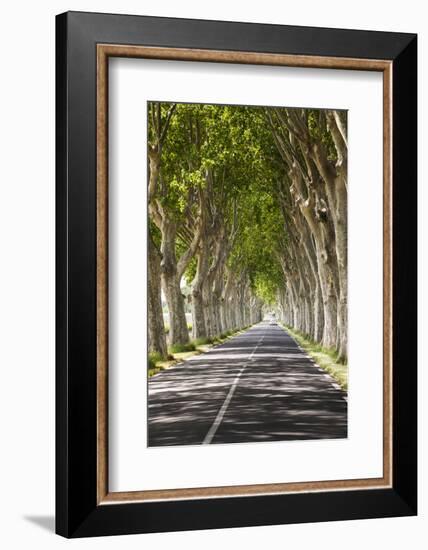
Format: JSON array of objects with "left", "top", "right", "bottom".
[{"left": 148, "top": 102, "right": 348, "bottom": 363}]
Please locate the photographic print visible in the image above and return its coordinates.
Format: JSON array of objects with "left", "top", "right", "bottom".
[{"left": 147, "top": 101, "right": 348, "bottom": 447}]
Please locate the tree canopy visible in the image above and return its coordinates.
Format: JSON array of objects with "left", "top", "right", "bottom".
[{"left": 148, "top": 101, "right": 347, "bottom": 361}]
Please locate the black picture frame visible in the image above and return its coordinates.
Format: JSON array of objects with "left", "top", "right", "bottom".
[{"left": 56, "top": 10, "right": 417, "bottom": 538}]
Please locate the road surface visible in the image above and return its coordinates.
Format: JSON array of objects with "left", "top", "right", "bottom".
[{"left": 148, "top": 322, "right": 347, "bottom": 446}]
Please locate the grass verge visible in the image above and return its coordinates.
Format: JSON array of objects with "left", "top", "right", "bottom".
[
  {"left": 282, "top": 324, "right": 348, "bottom": 391},
  {"left": 169, "top": 342, "right": 196, "bottom": 353}
]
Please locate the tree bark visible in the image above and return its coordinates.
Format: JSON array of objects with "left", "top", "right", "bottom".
[
  {"left": 148, "top": 233, "right": 168, "bottom": 358},
  {"left": 160, "top": 220, "right": 190, "bottom": 346},
  {"left": 191, "top": 235, "right": 211, "bottom": 339}
]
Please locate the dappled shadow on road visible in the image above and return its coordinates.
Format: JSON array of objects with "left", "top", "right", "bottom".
[
  {"left": 148, "top": 323, "right": 347, "bottom": 447},
  {"left": 212, "top": 358, "right": 347, "bottom": 444},
  {"left": 148, "top": 361, "right": 242, "bottom": 446}
]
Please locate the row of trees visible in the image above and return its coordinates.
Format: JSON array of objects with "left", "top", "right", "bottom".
[
  {"left": 266, "top": 108, "right": 348, "bottom": 361},
  {"left": 147, "top": 102, "right": 347, "bottom": 361}
]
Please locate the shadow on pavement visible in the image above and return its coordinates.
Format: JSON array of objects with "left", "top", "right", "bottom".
[{"left": 148, "top": 323, "right": 347, "bottom": 447}]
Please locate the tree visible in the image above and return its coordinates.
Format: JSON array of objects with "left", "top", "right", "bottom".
[
  {"left": 148, "top": 102, "right": 202, "bottom": 345},
  {"left": 147, "top": 102, "right": 348, "bottom": 361},
  {"left": 148, "top": 226, "right": 168, "bottom": 358}
]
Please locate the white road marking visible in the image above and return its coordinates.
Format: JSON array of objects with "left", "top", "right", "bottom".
[{"left": 202, "top": 330, "right": 265, "bottom": 445}]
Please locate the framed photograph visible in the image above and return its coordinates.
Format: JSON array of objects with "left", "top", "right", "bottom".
[{"left": 56, "top": 11, "right": 417, "bottom": 538}]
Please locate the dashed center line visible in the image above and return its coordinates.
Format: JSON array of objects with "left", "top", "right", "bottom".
[{"left": 202, "top": 328, "right": 265, "bottom": 445}]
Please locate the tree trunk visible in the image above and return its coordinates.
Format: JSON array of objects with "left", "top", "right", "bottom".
[
  {"left": 162, "top": 273, "right": 189, "bottom": 345},
  {"left": 202, "top": 278, "right": 214, "bottom": 337},
  {"left": 148, "top": 233, "right": 168, "bottom": 358},
  {"left": 160, "top": 220, "right": 189, "bottom": 346},
  {"left": 191, "top": 237, "right": 211, "bottom": 339}
]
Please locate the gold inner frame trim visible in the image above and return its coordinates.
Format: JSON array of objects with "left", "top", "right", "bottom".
[{"left": 96, "top": 43, "right": 393, "bottom": 505}]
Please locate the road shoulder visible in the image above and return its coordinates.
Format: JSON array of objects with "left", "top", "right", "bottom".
[{"left": 278, "top": 323, "right": 348, "bottom": 392}]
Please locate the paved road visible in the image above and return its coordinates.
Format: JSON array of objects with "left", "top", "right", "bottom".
[{"left": 148, "top": 322, "right": 347, "bottom": 446}]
